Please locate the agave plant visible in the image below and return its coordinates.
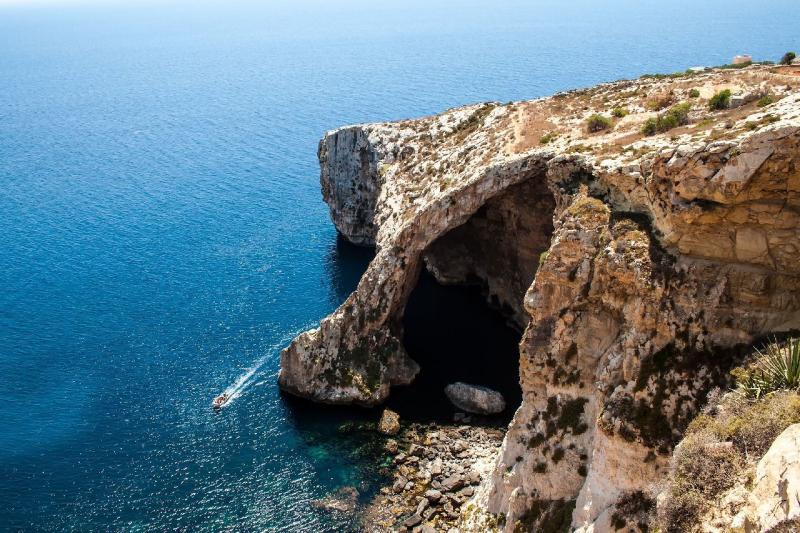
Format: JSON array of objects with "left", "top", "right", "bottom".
[{"left": 736, "top": 338, "right": 800, "bottom": 399}]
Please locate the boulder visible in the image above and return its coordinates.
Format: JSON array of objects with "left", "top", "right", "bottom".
[
  {"left": 429, "top": 457, "right": 443, "bottom": 476},
  {"left": 744, "top": 423, "right": 800, "bottom": 531},
  {"left": 403, "top": 514, "right": 422, "bottom": 528},
  {"left": 416, "top": 497, "right": 429, "bottom": 515},
  {"left": 444, "top": 382, "right": 506, "bottom": 415},
  {"left": 378, "top": 408, "right": 401, "bottom": 435},
  {"left": 311, "top": 486, "right": 359, "bottom": 514},
  {"left": 729, "top": 92, "right": 758, "bottom": 108},
  {"left": 440, "top": 474, "right": 465, "bottom": 493},
  {"left": 392, "top": 476, "right": 408, "bottom": 493},
  {"left": 425, "top": 489, "right": 443, "bottom": 502}
]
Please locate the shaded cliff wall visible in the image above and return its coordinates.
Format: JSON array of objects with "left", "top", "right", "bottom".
[
  {"left": 318, "top": 125, "right": 383, "bottom": 246},
  {"left": 423, "top": 177, "right": 555, "bottom": 329}
]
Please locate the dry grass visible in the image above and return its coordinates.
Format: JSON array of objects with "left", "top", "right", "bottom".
[
  {"left": 658, "top": 339, "right": 800, "bottom": 532},
  {"left": 657, "top": 430, "right": 744, "bottom": 532},
  {"left": 645, "top": 91, "right": 676, "bottom": 111},
  {"left": 497, "top": 65, "right": 793, "bottom": 159},
  {"left": 657, "top": 390, "right": 800, "bottom": 532}
]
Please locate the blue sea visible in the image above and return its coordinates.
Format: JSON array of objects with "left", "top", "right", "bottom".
[{"left": 0, "top": 0, "right": 796, "bottom": 530}]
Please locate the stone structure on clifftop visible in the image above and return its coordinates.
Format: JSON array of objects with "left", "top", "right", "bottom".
[{"left": 278, "top": 64, "right": 800, "bottom": 531}]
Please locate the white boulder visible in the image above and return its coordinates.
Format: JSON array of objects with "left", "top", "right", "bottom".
[{"left": 444, "top": 382, "right": 506, "bottom": 415}]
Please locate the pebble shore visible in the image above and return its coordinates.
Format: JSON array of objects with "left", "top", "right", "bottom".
[{"left": 362, "top": 421, "right": 504, "bottom": 532}]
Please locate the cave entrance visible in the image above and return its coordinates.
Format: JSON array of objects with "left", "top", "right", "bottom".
[
  {"left": 386, "top": 268, "right": 523, "bottom": 422},
  {"left": 387, "top": 176, "right": 556, "bottom": 423}
]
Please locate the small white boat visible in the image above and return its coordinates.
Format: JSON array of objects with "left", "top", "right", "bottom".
[{"left": 212, "top": 393, "right": 229, "bottom": 409}]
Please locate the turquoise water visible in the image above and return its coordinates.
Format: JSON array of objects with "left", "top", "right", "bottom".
[{"left": 0, "top": 0, "right": 797, "bottom": 530}]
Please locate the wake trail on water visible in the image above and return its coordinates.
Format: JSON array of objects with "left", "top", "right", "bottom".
[
  {"left": 219, "top": 356, "right": 269, "bottom": 405},
  {"left": 216, "top": 327, "right": 309, "bottom": 408}
]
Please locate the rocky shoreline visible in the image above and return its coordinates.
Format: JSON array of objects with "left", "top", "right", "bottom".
[
  {"left": 285, "top": 62, "right": 800, "bottom": 531},
  {"left": 363, "top": 420, "right": 504, "bottom": 532}
]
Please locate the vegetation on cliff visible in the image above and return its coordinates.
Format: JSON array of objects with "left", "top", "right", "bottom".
[{"left": 657, "top": 338, "right": 800, "bottom": 532}]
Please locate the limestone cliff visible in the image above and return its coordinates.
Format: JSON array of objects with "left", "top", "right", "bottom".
[{"left": 278, "top": 64, "right": 800, "bottom": 531}]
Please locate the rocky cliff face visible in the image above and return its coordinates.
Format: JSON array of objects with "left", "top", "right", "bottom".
[{"left": 279, "top": 65, "right": 800, "bottom": 530}]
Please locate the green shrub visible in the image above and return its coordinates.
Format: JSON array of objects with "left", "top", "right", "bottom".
[
  {"left": 640, "top": 71, "right": 693, "bottom": 80},
  {"left": 539, "top": 132, "right": 557, "bottom": 145},
  {"left": 586, "top": 113, "right": 613, "bottom": 133},
  {"left": 780, "top": 51, "right": 796, "bottom": 65},
  {"left": 641, "top": 118, "right": 658, "bottom": 136},
  {"left": 538, "top": 250, "right": 549, "bottom": 267},
  {"left": 657, "top": 488, "right": 706, "bottom": 533},
  {"left": 611, "top": 107, "right": 629, "bottom": 118},
  {"left": 667, "top": 102, "right": 691, "bottom": 123},
  {"left": 566, "top": 143, "right": 593, "bottom": 153},
  {"left": 709, "top": 89, "right": 732, "bottom": 110},
  {"left": 689, "top": 88, "right": 700, "bottom": 98},
  {"left": 734, "top": 338, "right": 800, "bottom": 399},
  {"left": 451, "top": 103, "right": 497, "bottom": 141},
  {"left": 686, "top": 391, "right": 800, "bottom": 457},
  {"left": 718, "top": 61, "right": 752, "bottom": 69},
  {"left": 551, "top": 447, "right": 565, "bottom": 463},
  {"left": 641, "top": 102, "right": 691, "bottom": 136},
  {"left": 757, "top": 95, "right": 774, "bottom": 107},
  {"left": 611, "top": 491, "right": 654, "bottom": 532},
  {"left": 658, "top": 339, "right": 800, "bottom": 532},
  {"left": 722, "top": 392, "right": 800, "bottom": 456}
]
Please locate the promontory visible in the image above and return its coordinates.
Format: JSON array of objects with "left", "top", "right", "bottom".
[{"left": 279, "top": 62, "right": 800, "bottom": 532}]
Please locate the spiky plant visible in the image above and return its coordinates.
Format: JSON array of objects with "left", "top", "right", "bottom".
[{"left": 736, "top": 338, "right": 800, "bottom": 399}]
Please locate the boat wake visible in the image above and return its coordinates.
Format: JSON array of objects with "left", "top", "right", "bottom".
[
  {"left": 213, "top": 328, "right": 306, "bottom": 409},
  {"left": 215, "top": 356, "right": 269, "bottom": 408}
]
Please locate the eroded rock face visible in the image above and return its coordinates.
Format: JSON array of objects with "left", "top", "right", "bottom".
[
  {"left": 279, "top": 103, "right": 547, "bottom": 406},
  {"left": 279, "top": 66, "right": 800, "bottom": 530},
  {"left": 424, "top": 177, "right": 555, "bottom": 327},
  {"left": 318, "top": 125, "right": 384, "bottom": 246},
  {"left": 445, "top": 383, "right": 506, "bottom": 415},
  {"left": 737, "top": 424, "right": 800, "bottom": 532}
]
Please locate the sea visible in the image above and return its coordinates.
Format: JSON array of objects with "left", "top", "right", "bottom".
[{"left": 1, "top": 0, "right": 797, "bottom": 530}]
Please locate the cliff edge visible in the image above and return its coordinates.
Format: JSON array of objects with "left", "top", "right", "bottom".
[{"left": 278, "top": 64, "right": 800, "bottom": 531}]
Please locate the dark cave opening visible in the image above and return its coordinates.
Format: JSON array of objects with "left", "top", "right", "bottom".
[
  {"left": 386, "top": 175, "right": 557, "bottom": 423},
  {"left": 385, "top": 268, "right": 523, "bottom": 423}
]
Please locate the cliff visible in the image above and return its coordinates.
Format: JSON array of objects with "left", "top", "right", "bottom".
[{"left": 278, "top": 64, "right": 800, "bottom": 531}]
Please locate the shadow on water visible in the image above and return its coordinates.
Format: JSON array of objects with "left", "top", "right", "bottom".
[
  {"left": 288, "top": 231, "right": 379, "bottom": 431},
  {"left": 387, "top": 269, "right": 522, "bottom": 424},
  {"left": 281, "top": 233, "right": 386, "bottom": 529},
  {"left": 277, "top": 236, "right": 520, "bottom": 527},
  {"left": 280, "top": 394, "right": 392, "bottom": 529},
  {"left": 324, "top": 234, "right": 376, "bottom": 306}
]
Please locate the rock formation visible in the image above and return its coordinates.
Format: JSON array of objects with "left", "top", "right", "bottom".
[
  {"left": 378, "top": 408, "right": 401, "bottom": 435},
  {"left": 739, "top": 423, "right": 800, "bottom": 531},
  {"left": 279, "top": 64, "right": 800, "bottom": 531},
  {"left": 445, "top": 383, "right": 506, "bottom": 415}
]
